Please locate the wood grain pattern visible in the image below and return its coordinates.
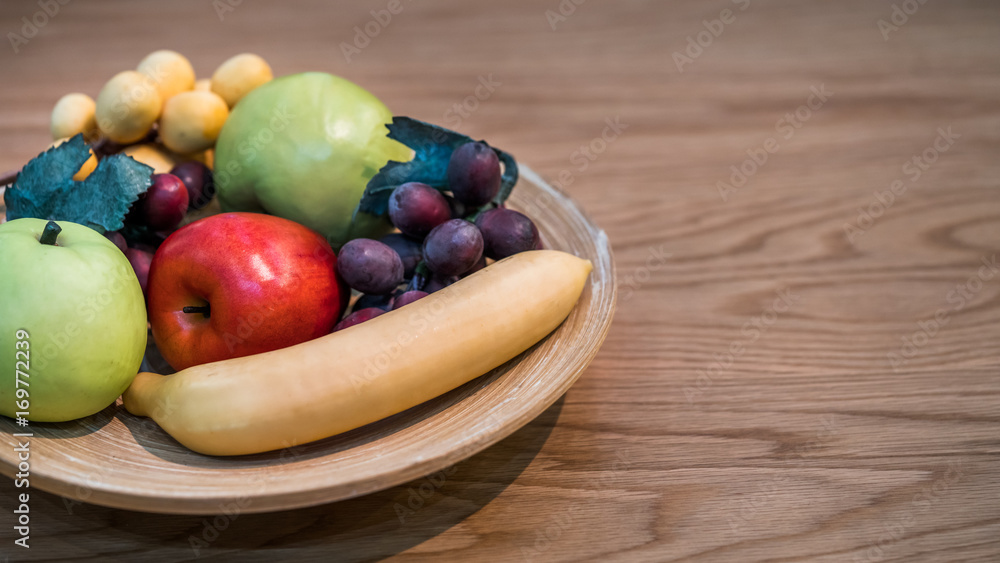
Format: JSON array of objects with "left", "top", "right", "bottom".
[{"left": 1, "top": 0, "right": 999, "bottom": 561}]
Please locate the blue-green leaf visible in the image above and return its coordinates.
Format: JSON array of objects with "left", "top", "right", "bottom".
[
  {"left": 4, "top": 134, "right": 153, "bottom": 233},
  {"left": 357, "top": 117, "right": 518, "bottom": 217}
]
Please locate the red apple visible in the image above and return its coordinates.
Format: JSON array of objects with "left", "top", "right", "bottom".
[{"left": 147, "top": 212, "right": 346, "bottom": 371}]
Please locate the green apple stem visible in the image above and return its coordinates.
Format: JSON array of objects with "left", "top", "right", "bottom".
[
  {"left": 183, "top": 305, "right": 211, "bottom": 318},
  {"left": 39, "top": 221, "right": 62, "bottom": 245}
]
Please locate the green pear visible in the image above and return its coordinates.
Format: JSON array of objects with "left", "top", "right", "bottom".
[{"left": 213, "top": 72, "right": 412, "bottom": 248}]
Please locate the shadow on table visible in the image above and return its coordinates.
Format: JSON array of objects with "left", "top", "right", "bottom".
[{"left": 19, "top": 395, "right": 564, "bottom": 561}]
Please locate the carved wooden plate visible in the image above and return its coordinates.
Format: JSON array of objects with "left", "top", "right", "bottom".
[{"left": 0, "top": 165, "right": 616, "bottom": 514}]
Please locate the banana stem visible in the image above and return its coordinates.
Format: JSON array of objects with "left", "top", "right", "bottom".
[{"left": 121, "top": 372, "right": 163, "bottom": 418}]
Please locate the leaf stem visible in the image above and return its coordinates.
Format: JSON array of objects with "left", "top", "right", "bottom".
[
  {"left": 406, "top": 262, "right": 430, "bottom": 292},
  {"left": 467, "top": 202, "right": 499, "bottom": 223}
]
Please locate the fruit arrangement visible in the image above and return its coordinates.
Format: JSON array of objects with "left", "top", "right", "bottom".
[
  {"left": 0, "top": 51, "right": 591, "bottom": 457},
  {"left": 333, "top": 142, "right": 542, "bottom": 328}
]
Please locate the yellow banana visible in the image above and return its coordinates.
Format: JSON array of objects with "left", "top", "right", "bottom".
[{"left": 123, "top": 249, "right": 592, "bottom": 456}]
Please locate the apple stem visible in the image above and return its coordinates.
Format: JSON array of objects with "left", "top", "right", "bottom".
[
  {"left": 183, "top": 305, "right": 211, "bottom": 318},
  {"left": 39, "top": 221, "right": 62, "bottom": 245}
]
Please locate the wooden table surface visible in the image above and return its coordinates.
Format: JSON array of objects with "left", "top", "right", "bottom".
[{"left": 2, "top": 0, "right": 999, "bottom": 561}]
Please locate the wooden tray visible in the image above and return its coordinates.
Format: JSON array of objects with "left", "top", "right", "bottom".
[{"left": 0, "top": 165, "right": 616, "bottom": 514}]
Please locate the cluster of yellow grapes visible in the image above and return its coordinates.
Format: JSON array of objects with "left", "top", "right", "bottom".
[{"left": 49, "top": 51, "right": 272, "bottom": 179}]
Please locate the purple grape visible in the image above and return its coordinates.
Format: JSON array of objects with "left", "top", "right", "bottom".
[
  {"left": 423, "top": 275, "right": 459, "bottom": 293},
  {"left": 124, "top": 247, "right": 153, "bottom": 297},
  {"left": 104, "top": 231, "right": 128, "bottom": 253},
  {"left": 170, "top": 161, "right": 214, "bottom": 210},
  {"left": 422, "top": 219, "right": 484, "bottom": 276},
  {"left": 475, "top": 208, "right": 540, "bottom": 260},
  {"left": 462, "top": 255, "right": 487, "bottom": 278},
  {"left": 379, "top": 233, "right": 423, "bottom": 279},
  {"left": 353, "top": 293, "right": 393, "bottom": 313},
  {"left": 333, "top": 307, "right": 385, "bottom": 332},
  {"left": 336, "top": 238, "right": 404, "bottom": 295},
  {"left": 447, "top": 142, "right": 501, "bottom": 207},
  {"left": 388, "top": 182, "right": 451, "bottom": 238},
  {"left": 392, "top": 290, "right": 428, "bottom": 310},
  {"left": 132, "top": 173, "right": 188, "bottom": 231}
]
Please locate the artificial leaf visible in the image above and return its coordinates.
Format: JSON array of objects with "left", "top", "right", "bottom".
[
  {"left": 357, "top": 117, "right": 519, "bottom": 217},
  {"left": 3, "top": 134, "right": 91, "bottom": 220},
  {"left": 4, "top": 134, "right": 153, "bottom": 233}
]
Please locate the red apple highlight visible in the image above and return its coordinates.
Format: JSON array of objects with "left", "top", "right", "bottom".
[{"left": 147, "top": 212, "right": 346, "bottom": 371}]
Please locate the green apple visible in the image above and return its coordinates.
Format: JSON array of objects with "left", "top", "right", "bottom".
[
  {"left": 213, "top": 72, "right": 413, "bottom": 248},
  {"left": 0, "top": 219, "right": 147, "bottom": 422}
]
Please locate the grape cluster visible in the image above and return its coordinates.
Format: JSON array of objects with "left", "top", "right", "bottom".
[
  {"left": 46, "top": 50, "right": 268, "bottom": 299},
  {"left": 333, "top": 141, "right": 540, "bottom": 331},
  {"left": 112, "top": 161, "right": 214, "bottom": 296},
  {"left": 50, "top": 50, "right": 272, "bottom": 174}
]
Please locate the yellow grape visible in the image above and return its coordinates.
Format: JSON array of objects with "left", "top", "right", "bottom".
[
  {"left": 211, "top": 53, "right": 272, "bottom": 108},
  {"left": 51, "top": 138, "right": 98, "bottom": 181},
  {"left": 122, "top": 143, "right": 177, "bottom": 174},
  {"left": 95, "top": 71, "right": 162, "bottom": 144},
  {"left": 159, "top": 91, "right": 229, "bottom": 154},
  {"left": 50, "top": 93, "right": 98, "bottom": 142},
  {"left": 137, "top": 50, "right": 195, "bottom": 102},
  {"left": 193, "top": 78, "right": 212, "bottom": 92}
]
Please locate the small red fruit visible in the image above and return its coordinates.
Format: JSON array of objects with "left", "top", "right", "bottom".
[{"left": 141, "top": 173, "right": 189, "bottom": 231}]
